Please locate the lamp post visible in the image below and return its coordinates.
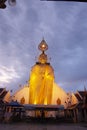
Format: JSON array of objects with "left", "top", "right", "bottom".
[{"left": 0, "top": 0, "right": 16, "bottom": 9}]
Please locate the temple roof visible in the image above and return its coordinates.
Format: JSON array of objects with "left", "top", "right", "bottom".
[
  {"left": 0, "top": 88, "right": 8, "bottom": 101},
  {"left": 75, "top": 93, "right": 82, "bottom": 101},
  {"left": 0, "top": 88, "right": 4, "bottom": 93}
]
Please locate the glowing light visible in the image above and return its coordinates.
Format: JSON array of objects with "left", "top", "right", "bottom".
[
  {"left": 42, "top": 44, "right": 45, "bottom": 48},
  {"left": 44, "top": 97, "right": 47, "bottom": 105},
  {"left": 38, "top": 39, "right": 48, "bottom": 51},
  {"left": 34, "top": 100, "right": 37, "bottom": 104}
]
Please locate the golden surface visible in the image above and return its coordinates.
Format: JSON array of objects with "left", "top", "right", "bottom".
[
  {"left": 38, "top": 39, "right": 48, "bottom": 51},
  {"left": 29, "top": 40, "right": 54, "bottom": 105},
  {"left": 29, "top": 64, "right": 54, "bottom": 104}
]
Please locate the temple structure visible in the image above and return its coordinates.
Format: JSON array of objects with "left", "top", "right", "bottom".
[
  {"left": 0, "top": 40, "right": 87, "bottom": 121},
  {"left": 12, "top": 39, "right": 69, "bottom": 108},
  {"left": 0, "top": 88, "right": 10, "bottom": 103}
]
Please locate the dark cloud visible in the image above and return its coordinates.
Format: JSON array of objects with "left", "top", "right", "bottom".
[{"left": 0, "top": 0, "right": 87, "bottom": 92}]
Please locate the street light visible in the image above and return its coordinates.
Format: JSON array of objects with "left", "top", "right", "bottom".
[{"left": 0, "top": 0, "right": 16, "bottom": 9}]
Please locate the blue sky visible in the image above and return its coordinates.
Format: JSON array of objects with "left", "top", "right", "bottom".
[{"left": 0, "top": 0, "right": 87, "bottom": 93}]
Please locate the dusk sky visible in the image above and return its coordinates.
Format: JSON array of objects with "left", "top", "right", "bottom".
[{"left": 0, "top": 0, "right": 87, "bottom": 93}]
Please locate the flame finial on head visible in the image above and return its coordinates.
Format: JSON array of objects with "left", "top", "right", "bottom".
[
  {"left": 38, "top": 39, "right": 48, "bottom": 63},
  {"left": 38, "top": 39, "right": 48, "bottom": 52}
]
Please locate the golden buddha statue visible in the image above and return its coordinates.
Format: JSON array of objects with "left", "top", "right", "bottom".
[{"left": 29, "top": 39, "right": 54, "bottom": 105}]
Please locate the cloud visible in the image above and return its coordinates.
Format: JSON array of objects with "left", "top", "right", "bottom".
[
  {"left": 0, "top": 65, "right": 20, "bottom": 84},
  {"left": 0, "top": 0, "right": 87, "bottom": 92}
]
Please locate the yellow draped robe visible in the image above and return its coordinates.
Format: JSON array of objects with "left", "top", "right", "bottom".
[{"left": 29, "top": 63, "right": 54, "bottom": 105}]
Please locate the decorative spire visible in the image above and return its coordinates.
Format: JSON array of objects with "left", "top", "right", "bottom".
[
  {"left": 38, "top": 39, "right": 48, "bottom": 64},
  {"left": 38, "top": 38, "right": 48, "bottom": 52}
]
